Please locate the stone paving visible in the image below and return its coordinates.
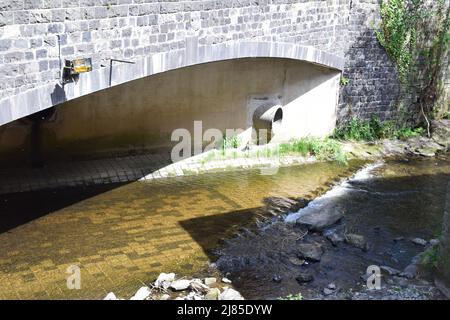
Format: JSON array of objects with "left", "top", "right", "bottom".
[
  {"left": 0, "top": 147, "right": 311, "bottom": 194},
  {"left": 0, "top": 162, "right": 357, "bottom": 299},
  {"left": 0, "top": 152, "right": 171, "bottom": 195}
]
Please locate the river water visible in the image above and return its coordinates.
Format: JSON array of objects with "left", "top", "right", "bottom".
[{"left": 0, "top": 155, "right": 448, "bottom": 299}]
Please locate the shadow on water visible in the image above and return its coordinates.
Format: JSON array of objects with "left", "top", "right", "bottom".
[
  {"left": 178, "top": 196, "right": 309, "bottom": 261},
  {"left": 179, "top": 169, "right": 450, "bottom": 299},
  {"left": 0, "top": 183, "right": 127, "bottom": 234}
]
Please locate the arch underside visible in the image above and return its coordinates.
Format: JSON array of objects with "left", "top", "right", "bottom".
[{"left": 0, "top": 39, "right": 344, "bottom": 127}]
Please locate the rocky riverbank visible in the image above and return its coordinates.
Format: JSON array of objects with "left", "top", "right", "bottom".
[
  {"left": 212, "top": 155, "right": 450, "bottom": 300},
  {"left": 103, "top": 273, "right": 244, "bottom": 300}
]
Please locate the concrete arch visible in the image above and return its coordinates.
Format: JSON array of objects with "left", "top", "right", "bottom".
[{"left": 0, "top": 39, "right": 344, "bottom": 127}]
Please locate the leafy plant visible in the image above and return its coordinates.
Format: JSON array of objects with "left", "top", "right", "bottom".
[
  {"left": 333, "top": 116, "right": 425, "bottom": 141},
  {"left": 376, "top": 0, "right": 450, "bottom": 126},
  {"left": 221, "top": 135, "right": 240, "bottom": 150},
  {"left": 421, "top": 246, "right": 440, "bottom": 268},
  {"left": 340, "top": 76, "right": 350, "bottom": 86},
  {"left": 278, "top": 293, "right": 303, "bottom": 300},
  {"left": 279, "top": 137, "right": 348, "bottom": 165}
]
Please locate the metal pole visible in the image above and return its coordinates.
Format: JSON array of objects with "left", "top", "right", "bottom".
[{"left": 109, "top": 58, "right": 135, "bottom": 87}]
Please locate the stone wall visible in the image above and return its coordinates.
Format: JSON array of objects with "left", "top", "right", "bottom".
[
  {"left": 338, "top": 0, "right": 402, "bottom": 122},
  {"left": 0, "top": 0, "right": 416, "bottom": 125},
  {"left": 0, "top": 0, "right": 351, "bottom": 101}
]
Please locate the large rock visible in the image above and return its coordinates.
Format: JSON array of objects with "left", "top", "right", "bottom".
[
  {"left": 219, "top": 288, "right": 244, "bottom": 300},
  {"left": 295, "top": 206, "right": 344, "bottom": 231},
  {"left": 130, "top": 286, "right": 152, "bottom": 300},
  {"left": 205, "top": 288, "right": 221, "bottom": 300},
  {"left": 431, "top": 119, "right": 450, "bottom": 150},
  {"left": 345, "top": 233, "right": 368, "bottom": 251},
  {"left": 104, "top": 292, "right": 117, "bottom": 300},
  {"left": 297, "top": 242, "right": 324, "bottom": 262},
  {"left": 170, "top": 279, "right": 191, "bottom": 291},
  {"left": 406, "top": 136, "right": 444, "bottom": 157},
  {"left": 324, "top": 229, "right": 345, "bottom": 246},
  {"left": 295, "top": 271, "right": 314, "bottom": 283},
  {"left": 154, "top": 272, "right": 175, "bottom": 289}
]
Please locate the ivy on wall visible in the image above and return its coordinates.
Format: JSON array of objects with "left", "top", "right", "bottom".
[{"left": 376, "top": 0, "right": 450, "bottom": 129}]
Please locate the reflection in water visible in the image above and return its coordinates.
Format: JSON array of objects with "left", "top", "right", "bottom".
[{"left": 0, "top": 161, "right": 360, "bottom": 299}]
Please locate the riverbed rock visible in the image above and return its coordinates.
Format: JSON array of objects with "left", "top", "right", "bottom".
[
  {"left": 324, "top": 229, "right": 345, "bottom": 246},
  {"left": 407, "top": 137, "right": 444, "bottom": 157},
  {"left": 219, "top": 288, "right": 244, "bottom": 300},
  {"left": 295, "top": 207, "right": 344, "bottom": 231},
  {"left": 104, "top": 292, "right": 117, "bottom": 300},
  {"left": 297, "top": 242, "right": 324, "bottom": 262},
  {"left": 222, "top": 277, "right": 232, "bottom": 284},
  {"left": 205, "top": 288, "right": 221, "bottom": 300},
  {"left": 288, "top": 257, "right": 305, "bottom": 266},
  {"left": 345, "top": 233, "right": 369, "bottom": 251},
  {"left": 431, "top": 119, "right": 450, "bottom": 150},
  {"left": 130, "top": 286, "right": 152, "bottom": 300},
  {"left": 381, "top": 265, "right": 401, "bottom": 276},
  {"left": 399, "top": 252, "right": 423, "bottom": 279},
  {"left": 272, "top": 274, "right": 282, "bottom": 283},
  {"left": 154, "top": 272, "right": 175, "bottom": 289},
  {"left": 429, "top": 238, "right": 440, "bottom": 246},
  {"left": 411, "top": 238, "right": 427, "bottom": 246},
  {"left": 204, "top": 277, "right": 217, "bottom": 286},
  {"left": 189, "top": 280, "right": 209, "bottom": 294},
  {"left": 323, "top": 287, "right": 335, "bottom": 296},
  {"left": 170, "top": 279, "right": 191, "bottom": 291},
  {"left": 295, "top": 271, "right": 314, "bottom": 283}
]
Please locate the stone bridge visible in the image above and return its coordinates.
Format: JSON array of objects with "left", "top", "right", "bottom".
[
  {"left": 0, "top": 0, "right": 399, "bottom": 127},
  {"left": 0, "top": 0, "right": 405, "bottom": 170}
]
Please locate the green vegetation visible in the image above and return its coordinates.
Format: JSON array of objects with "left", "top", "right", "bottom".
[
  {"left": 333, "top": 116, "right": 424, "bottom": 141},
  {"left": 221, "top": 135, "right": 240, "bottom": 151},
  {"left": 376, "top": 0, "right": 450, "bottom": 124},
  {"left": 376, "top": 0, "right": 415, "bottom": 83},
  {"left": 278, "top": 293, "right": 303, "bottom": 300},
  {"left": 279, "top": 137, "right": 348, "bottom": 165},
  {"left": 422, "top": 246, "right": 440, "bottom": 268},
  {"left": 340, "top": 76, "right": 350, "bottom": 86}
]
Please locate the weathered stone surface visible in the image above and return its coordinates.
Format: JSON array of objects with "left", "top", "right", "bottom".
[
  {"left": 411, "top": 238, "right": 427, "bottom": 246},
  {"left": 296, "top": 242, "right": 324, "bottom": 262},
  {"left": 431, "top": 120, "right": 450, "bottom": 150},
  {"left": 170, "top": 279, "right": 191, "bottom": 291},
  {"left": 154, "top": 272, "right": 175, "bottom": 289},
  {"left": 219, "top": 288, "right": 244, "bottom": 300},
  {"left": 204, "top": 277, "right": 217, "bottom": 286},
  {"left": 130, "top": 286, "right": 151, "bottom": 300},
  {"left": 288, "top": 257, "right": 305, "bottom": 266},
  {"left": 295, "top": 208, "right": 344, "bottom": 231},
  {"left": 295, "top": 271, "right": 314, "bottom": 283},
  {"left": 345, "top": 233, "right": 368, "bottom": 251},
  {"left": 205, "top": 288, "right": 220, "bottom": 300},
  {"left": 104, "top": 292, "right": 117, "bottom": 300},
  {"left": 324, "top": 229, "right": 345, "bottom": 246},
  {"left": 381, "top": 265, "right": 401, "bottom": 276}
]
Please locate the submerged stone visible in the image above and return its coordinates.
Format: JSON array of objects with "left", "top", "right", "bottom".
[
  {"left": 296, "top": 242, "right": 324, "bottom": 262},
  {"left": 295, "top": 207, "right": 344, "bottom": 231},
  {"left": 345, "top": 233, "right": 368, "bottom": 251},
  {"left": 296, "top": 271, "right": 314, "bottom": 283}
]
